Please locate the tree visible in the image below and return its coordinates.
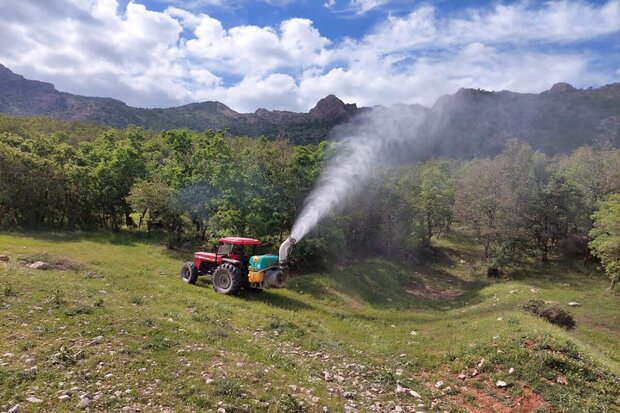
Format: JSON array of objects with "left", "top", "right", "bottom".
[
  {"left": 413, "top": 160, "right": 455, "bottom": 247},
  {"left": 589, "top": 193, "right": 620, "bottom": 290},
  {"left": 454, "top": 158, "right": 502, "bottom": 259},
  {"left": 525, "top": 174, "right": 579, "bottom": 262},
  {"left": 127, "top": 179, "right": 186, "bottom": 245}
]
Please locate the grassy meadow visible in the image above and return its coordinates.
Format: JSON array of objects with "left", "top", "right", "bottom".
[{"left": 0, "top": 231, "right": 618, "bottom": 412}]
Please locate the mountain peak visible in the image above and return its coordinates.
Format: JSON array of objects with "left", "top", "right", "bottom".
[
  {"left": 309, "top": 94, "right": 357, "bottom": 118},
  {"left": 548, "top": 82, "right": 576, "bottom": 94}
]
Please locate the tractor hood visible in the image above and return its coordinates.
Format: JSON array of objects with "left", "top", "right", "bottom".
[{"left": 278, "top": 237, "right": 296, "bottom": 265}]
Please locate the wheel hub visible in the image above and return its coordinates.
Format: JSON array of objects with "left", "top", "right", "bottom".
[{"left": 216, "top": 272, "right": 231, "bottom": 289}]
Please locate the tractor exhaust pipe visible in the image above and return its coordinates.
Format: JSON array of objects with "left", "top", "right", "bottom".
[{"left": 278, "top": 237, "right": 297, "bottom": 266}]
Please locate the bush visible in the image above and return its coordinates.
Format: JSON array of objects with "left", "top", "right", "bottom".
[{"left": 522, "top": 299, "right": 576, "bottom": 330}]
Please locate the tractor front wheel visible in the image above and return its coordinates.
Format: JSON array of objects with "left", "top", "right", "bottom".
[
  {"left": 212, "top": 263, "right": 243, "bottom": 295},
  {"left": 181, "top": 262, "right": 198, "bottom": 284}
]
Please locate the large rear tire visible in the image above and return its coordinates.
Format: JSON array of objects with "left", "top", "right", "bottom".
[
  {"left": 212, "top": 263, "right": 243, "bottom": 295},
  {"left": 181, "top": 262, "right": 198, "bottom": 284}
]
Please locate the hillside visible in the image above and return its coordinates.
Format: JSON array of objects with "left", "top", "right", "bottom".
[
  {"left": 423, "top": 85, "right": 620, "bottom": 157},
  {"left": 0, "top": 232, "right": 618, "bottom": 412},
  {"left": 1, "top": 64, "right": 620, "bottom": 154},
  {"left": 0, "top": 64, "right": 359, "bottom": 145}
]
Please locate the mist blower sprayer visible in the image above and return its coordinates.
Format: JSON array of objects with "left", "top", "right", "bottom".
[{"left": 180, "top": 236, "right": 297, "bottom": 295}]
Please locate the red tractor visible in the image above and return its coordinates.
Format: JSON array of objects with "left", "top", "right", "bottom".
[{"left": 180, "top": 236, "right": 295, "bottom": 295}]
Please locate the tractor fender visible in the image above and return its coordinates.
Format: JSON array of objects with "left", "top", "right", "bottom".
[{"left": 222, "top": 258, "right": 242, "bottom": 266}]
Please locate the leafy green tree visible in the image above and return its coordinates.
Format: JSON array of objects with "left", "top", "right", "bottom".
[
  {"left": 127, "top": 179, "right": 187, "bottom": 245},
  {"left": 454, "top": 158, "right": 502, "bottom": 259},
  {"left": 525, "top": 174, "right": 579, "bottom": 262},
  {"left": 413, "top": 160, "right": 455, "bottom": 247},
  {"left": 589, "top": 193, "right": 620, "bottom": 290}
]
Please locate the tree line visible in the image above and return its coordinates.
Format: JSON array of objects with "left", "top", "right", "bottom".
[{"left": 0, "top": 117, "right": 618, "bottom": 285}]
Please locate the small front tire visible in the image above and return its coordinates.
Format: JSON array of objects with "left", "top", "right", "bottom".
[{"left": 181, "top": 262, "right": 198, "bottom": 284}]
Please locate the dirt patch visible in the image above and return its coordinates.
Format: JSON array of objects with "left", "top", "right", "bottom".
[
  {"left": 19, "top": 253, "right": 83, "bottom": 271},
  {"left": 405, "top": 279, "right": 464, "bottom": 300},
  {"left": 452, "top": 377, "right": 553, "bottom": 413}
]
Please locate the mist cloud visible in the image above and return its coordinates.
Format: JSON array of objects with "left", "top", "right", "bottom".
[{"left": 291, "top": 104, "right": 427, "bottom": 241}]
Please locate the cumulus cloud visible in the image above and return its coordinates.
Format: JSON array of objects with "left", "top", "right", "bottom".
[{"left": 0, "top": 0, "right": 619, "bottom": 112}]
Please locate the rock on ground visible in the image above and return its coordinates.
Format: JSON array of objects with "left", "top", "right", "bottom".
[{"left": 28, "top": 261, "right": 51, "bottom": 270}]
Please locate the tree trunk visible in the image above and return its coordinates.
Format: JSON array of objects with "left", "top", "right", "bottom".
[
  {"left": 484, "top": 238, "right": 491, "bottom": 260},
  {"left": 138, "top": 208, "right": 147, "bottom": 228},
  {"left": 425, "top": 211, "right": 433, "bottom": 246}
]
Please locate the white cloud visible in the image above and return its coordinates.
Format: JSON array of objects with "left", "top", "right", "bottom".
[
  {"left": 350, "top": 0, "right": 390, "bottom": 14},
  {"left": 0, "top": 0, "right": 619, "bottom": 112},
  {"left": 324, "top": 0, "right": 390, "bottom": 14}
]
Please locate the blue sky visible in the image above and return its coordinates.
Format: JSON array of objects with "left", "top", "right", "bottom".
[{"left": 1, "top": 0, "right": 619, "bottom": 112}]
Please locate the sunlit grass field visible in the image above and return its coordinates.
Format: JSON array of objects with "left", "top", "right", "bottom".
[{"left": 0, "top": 231, "right": 618, "bottom": 412}]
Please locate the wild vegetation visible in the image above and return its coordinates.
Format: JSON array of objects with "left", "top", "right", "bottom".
[{"left": 1, "top": 116, "right": 618, "bottom": 277}]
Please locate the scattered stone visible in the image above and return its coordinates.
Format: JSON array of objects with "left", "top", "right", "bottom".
[
  {"left": 0, "top": 255, "right": 9, "bottom": 262},
  {"left": 508, "top": 367, "right": 515, "bottom": 374},
  {"left": 434, "top": 381, "right": 444, "bottom": 389},
  {"left": 8, "top": 404, "right": 20, "bottom": 413},
  {"left": 77, "top": 398, "right": 91, "bottom": 409},
  {"left": 410, "top": 330, "right": 418, "bottom": 336},
  {"left": 28, "top": 261, "right": 51, "bottom": 270},
  {"left": 59, "top": 395, "right": 70, "bottom": 401},
  {"left": 457, "top": 373, "right": 466, "bottom": 379},
  {"left": 556, "top": 375, "right": 568, "bottom": 385},
  {"left": 530, "top": 288, "right": 539, "bottom": 293},
  {"left": 497, "top": 317, "right": 503, "bottom": 321},
  {"left": 568, "top": 302, "right": 581, "bottom": 307},
  {"left": 496, "top": 380, "right": 508, "bottom": 388},
  {"left": 477, "top": 358, "right": 485, "bottom": 368},
  {"left": 26, "top": 397, "right": 43, "bottom": 404}
]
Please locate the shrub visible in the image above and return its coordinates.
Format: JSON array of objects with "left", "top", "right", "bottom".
[{"left": 522, "top": 299, "right": 576, "bottom": 329}]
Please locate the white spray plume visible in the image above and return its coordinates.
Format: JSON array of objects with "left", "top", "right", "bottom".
[{"left": 290, "top": 105, "right": 428, "bottom": 241}]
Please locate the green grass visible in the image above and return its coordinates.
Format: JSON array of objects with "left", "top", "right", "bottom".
[{"left": 0, "top": 231, "right": 618, "bottom": 412}]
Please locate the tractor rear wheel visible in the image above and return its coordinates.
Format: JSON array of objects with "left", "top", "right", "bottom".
[
  {"left": 181, "top": 262, "right": 198, "bottom": 284},
  {"left": 212, "top": 263, "right": 243, "bottom": 295}
]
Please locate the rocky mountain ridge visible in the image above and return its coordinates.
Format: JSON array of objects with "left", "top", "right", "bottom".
[{"left": 1, "top": 63, "right": 619, "bottom": 154}]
